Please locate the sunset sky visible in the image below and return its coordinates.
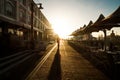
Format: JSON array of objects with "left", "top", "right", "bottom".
[{"left": 34, "top": 0, "right": 120, "bottom": 38}]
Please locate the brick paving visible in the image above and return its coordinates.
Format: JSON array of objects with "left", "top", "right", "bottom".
[{"left": 27, "top": 40, "right": 110, "bottom": 80}]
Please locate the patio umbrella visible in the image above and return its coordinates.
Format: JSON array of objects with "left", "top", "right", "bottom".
[
  {"left": 83, "top": 20, "right": 93, "bottom": 33},
  {"left": 100, "top": 6, "right": 120, "bottom": 30},
  {"left": 70, "top": 24, "right": 87, "bottom": 36},
  {"left": 71, "top": 29, "right": 80, "bottom": 36},
  {"left": 76, "top": 24, "right": 87, "bottom": 35},
  {"left": 89, "top": 14, "right": 105, "bottom": 32}
]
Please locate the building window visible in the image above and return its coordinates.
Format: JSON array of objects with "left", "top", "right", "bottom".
[
  {"left": 27, "top": 14, "right": 31, "bottom": 25},
  {"left": 0, "top": 28, "right": 2, "bottom": 32},
  {"left": 8, "top": 28, "right": 14, "bottom": 34},
  {"left": 27, "top": 2, "right": 31, "bottom": 11},
  {"left": 0, "top": 27, "right": 2, "bottom": 34},
  {"left": 0, "top": 0, "right": 4, "bottom": 14},
  {"left": 5, "top": 2, "right": 16, "bottom": 18},
  {"left": 20, "top": 10, "right": 24, "bottom": 18},
  {"left": 0, "top": 27, "right": 2, "bottom": 36},
  {"left": 19, "top": 8, "right": 26, "bottom": 23},
  {"left": 17, "top": 30, "right": 23, "bottom": 36},
  {"left": 19, "top": 0, "right": 26, "bottom": 6}
]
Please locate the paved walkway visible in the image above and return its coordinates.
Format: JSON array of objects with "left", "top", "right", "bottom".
[{"left": 27, "top": 40, "right": 110, "bottom": 80}]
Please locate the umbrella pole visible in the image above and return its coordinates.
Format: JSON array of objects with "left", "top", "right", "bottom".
[{"left": 103, "top": 29, "right": 107, "bottom": 51}]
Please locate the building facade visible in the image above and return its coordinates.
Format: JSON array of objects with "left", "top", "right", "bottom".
[{"left": 0, "top": 0, "right": 53, "bottom": 56}]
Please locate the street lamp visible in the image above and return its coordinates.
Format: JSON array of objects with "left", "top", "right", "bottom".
[
  {"left": 30, "top": 0, "right": 43, "bottom": 49},
  {"left": 37, "top": 3, "right": 43, "bottom": 9}
]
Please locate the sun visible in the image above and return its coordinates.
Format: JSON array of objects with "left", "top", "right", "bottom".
[{"left": 51, "top": 18, "right": 72, "bottom": 39}]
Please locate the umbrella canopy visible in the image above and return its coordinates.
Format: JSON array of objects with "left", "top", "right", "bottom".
[
  {"left": 71, "top": 6, "right": 120, "bottom": 36},
  {"left": 78, "top": 25, "right": 87, "bottom": 35},
  {"left": 70, "top": 29, "right": 80, "bottom": 36},
  {"left": 70, "top": 25, "right": 87, "bottom": 36},
  {"left": 89, "top": 14, "right": 105, "bottom": 32},
  {"left": 99, "top": 6, "right": 120, "bottom": 30},
  {"left": 83, "top": 20, "right": 93, "bottom": 33},
  {"left": 102, "top": 6, "right": 120, "bottom": 24}
]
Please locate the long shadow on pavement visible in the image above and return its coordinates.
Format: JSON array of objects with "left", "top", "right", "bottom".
[{"left": 48, "top": 45, "right": 61, "bottom": 80}]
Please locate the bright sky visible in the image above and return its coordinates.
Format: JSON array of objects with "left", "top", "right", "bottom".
[{"left": 34, "top": 0, "right": 120, "bottom": 38}]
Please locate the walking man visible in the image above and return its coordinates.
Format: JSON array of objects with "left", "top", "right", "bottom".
[{"left": 57, "top": 36, "right": 60, "bottom": 48}]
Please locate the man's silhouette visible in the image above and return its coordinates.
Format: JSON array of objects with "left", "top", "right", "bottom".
[{"left": 57, "top": 37, "right": 60, "bottom": 47}]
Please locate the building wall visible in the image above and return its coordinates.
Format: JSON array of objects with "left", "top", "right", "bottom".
[
  {"left": 0, "top": 0, "right": 53, "bottom": 55},
  {"left": 0, "top": 0, "right": 52, "bottom": 33}
]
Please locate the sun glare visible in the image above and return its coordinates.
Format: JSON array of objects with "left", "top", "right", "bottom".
[{"left": 51, "top": 18, "right": 73, "bottom": 39}]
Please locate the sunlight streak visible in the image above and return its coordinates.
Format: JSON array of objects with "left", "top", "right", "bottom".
[{"left": 51, "top": 17, "right": 73, "bottom": 38}]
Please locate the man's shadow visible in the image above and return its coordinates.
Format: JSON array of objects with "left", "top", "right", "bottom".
[{"left": 48, "top": 45, "right": 61, "bottom": 80}]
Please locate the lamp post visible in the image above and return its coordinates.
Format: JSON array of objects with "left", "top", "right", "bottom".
[
  {"left": 30, "top": 0, "right": 34, "bottom": 49},
  {"left": 30, "top": 0, "right": 43, "bottom": 49}
]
